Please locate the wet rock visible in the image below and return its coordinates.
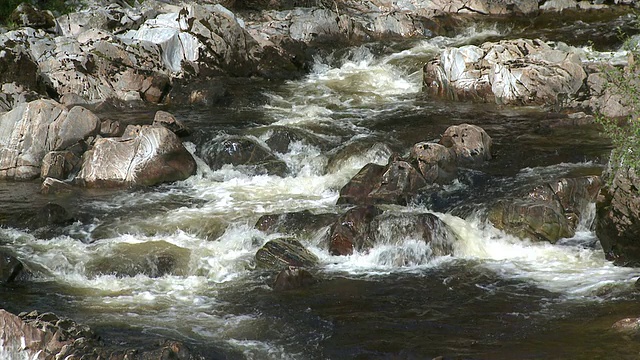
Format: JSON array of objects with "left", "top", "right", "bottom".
[
  {"left": 257, "top": 126, "right": 329, "bottom": 154},
  {"left": 255, "top": 210, "right": 338, "bottom": 237},
  {"left": 326, "top": 140, "right": 395, "bottom": 174},
  {"left": 0, "top": 250, "right": 27, "bottom": 283},
  {"left": 597, "top": 166, "right": 640, "bottom": 266},
  {"left": 255, "top": 238, "right": 320, "bottom": 270},
  {"left": 9, "top": 3, "right": 56, "bottom": 30},
  {"left": 153, "top": 110, "right": 190, "bottom": 137},
  {"left": 32, "top": 203, "right": 74, "bottom": 229},
  {"left": 40, "top": 177, "right": 74, "bottom": 194},
  {"left": 424, "top": 38, "right": 586, "bottom": 106},
  {"left": 612, "top": 317, "right": 640, "bottom": 335},
  {"left": 273, "top": 268, "right": 316, "bottom": 291},
  {"left": 490, "top": 176, "right": 602, "bottom": 243},
  {"left": 199, "top": 136, "right": 288, "bottom": 176},
  {"left": 337, "top": 163, "right": 387, "bottom": 205},
  {"left": 76, "top": 125, "right": 197, "bottom": 187},
  {"left": 85, "top": 241, "right": 190, "bottom": 278},
  {"left": 409, "top": 142, "right": 457, "bottom": 184},
  {"left": 439, "top": 123, "right": 492, "bottom": 165},
  {"left": 328, "top": 205, "right": 383, "bottom": 255}
]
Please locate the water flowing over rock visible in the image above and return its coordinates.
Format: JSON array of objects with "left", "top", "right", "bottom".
[
  {"left": 597, "top": 166, "right": 640, "bottom": 266},
  {"left": 199, "top": 136, "right": 288, "bottom": 176},
  {"left": 423, "top": 38, "right": 587, "bottom": 106},
  {"left": 255, "top": 238, "right": 320, "bottom": 269},
  {"left": 255, "top": 210, "right": 338, "bottom": 237},
  {"left": 0, "top": 99, "right": 99, "bottom": 179},
  {"left": 328, "top": 206, "right": 458, "bottom": 257},
  {"left": 76, "top": 125, "right": 196, "bottom": 187},
  {"left": 490, "top": 176, "right": 602, "bottom": 243}
]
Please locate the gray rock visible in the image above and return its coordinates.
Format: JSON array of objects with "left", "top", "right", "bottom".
[
  {"left": 255, "top": 210, "right": 338, "bottom": 237},
  {"left": 199, "top": 136, "right": 288, "bottom": 176},
  {"left": 76, "top": 125, "right": 197, "bottom": 187},
  {"left": 9, "top": 3, "right": 56, "bottom": 30},
  {"left": 40, "top": 151, "right": 82, "bottom": 180},
  {"left": 409, "top": 142, "right": 457, "bottom": 183},
  {"left": 153, "top": 110, "right": 190, "bottom": 137},
  {"left": 424, "top": 39, "right": 587, "bottom": 106}
]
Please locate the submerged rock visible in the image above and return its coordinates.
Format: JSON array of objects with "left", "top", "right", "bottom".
[
  {"left": 424, "top": 38, "right": 586, "bottom": 106},
  {"left": 199, "top": 136, "right": 288, "bottom": 176},
  {"left": 597, "top": 166, "right": 640, "bottom": 266},
  {"left": 76, "top": 125, "right": 197, "bottom": 187},
  {"left": 255, "top": 238, "right": 320, "bottom": 270},
  {"left": 85, "top": 240, "right": 190, "bottom": 278},
  {"left": 273, "top": 268, "right": 317, "bottom": 291}
]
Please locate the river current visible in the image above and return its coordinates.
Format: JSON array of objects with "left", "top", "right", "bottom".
[{"left": 2, "top": 12, "right": 640, "bottom": 359}]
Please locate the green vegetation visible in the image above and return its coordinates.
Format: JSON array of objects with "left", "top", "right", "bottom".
[
  {"left": 0, "top": 0, "right": 77, "bottom": 25},
  {"left": 595, "top": 38, "right": 640, "bottom": 176}
]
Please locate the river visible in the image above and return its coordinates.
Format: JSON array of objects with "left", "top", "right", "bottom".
[{"left": 2, "top": 10, "right": 640, "bottom": 360}]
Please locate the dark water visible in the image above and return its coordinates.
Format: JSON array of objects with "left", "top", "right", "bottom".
[{"left": 2, "top": 10, "right": 640, "bottom": 360}]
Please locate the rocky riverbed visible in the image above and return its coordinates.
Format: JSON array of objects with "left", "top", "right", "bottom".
[{"left": 3, "top": 0, "right": 640, "bottom": 359}]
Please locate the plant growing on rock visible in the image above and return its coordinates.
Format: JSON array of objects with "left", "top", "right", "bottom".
[{"left": 595, "top": 36, "right": 640, "bottom": 177}]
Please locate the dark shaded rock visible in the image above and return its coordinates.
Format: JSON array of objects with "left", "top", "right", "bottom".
[
  {"left": 153, "top": 110, "right": 190, "bottom": 137},
  {"left": 199, "top": 136, "right": 288, "bottom": 176},
  {"left": 9, "top": 3, "right": 56, "bottom": 30},
  {"left": 85, "top": 241, "right": 190, "bottom": 278},
  {"left": 409, "top": 142, "right": 457, "bottom": 184},
  {"left": 76, "top": 125, "right": 197, "bottom": 187},
  {"left": 326, "top": 140, "right": 395, "bottom": 174},
  {"left": 439, "top": 123, "right": 492, "bottom": 165},
  {"left": 255, "top": 210, "right": 338, "bottom": 236},
  {"left": 273, "top": 268, "right": 316, "bottom": 291},
  {"left": 597, "top": 166, "right": 640, "bottom": 266},
  {"left": 0, "top": 250, "right": 27, "bottom": 283},
  {"left": 337, "top": 163, "right": 386, "bottom": 205},
  {"left": 329, "top": 205, "right": 382, "bottom": 255},
  {"left": 32, "top": 203, "right": 74, "bottom": 229},
  {"left": 255, "top": 238, "right": 319, "bottom": 270},
  {"left": 40, "top": 151, "right": 82, "bottom": 180},
  {"left": 258, "top": 126, "right": 329, "bottom": 154}
]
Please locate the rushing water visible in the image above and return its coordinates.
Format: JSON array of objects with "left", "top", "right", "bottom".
[{"left": 3, "top": 12, "right": 640, "bottom": 359}]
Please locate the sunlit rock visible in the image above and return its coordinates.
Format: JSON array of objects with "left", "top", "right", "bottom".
[
  {"left": 597, "top": 166, "right": 640, "bottom": 266},
  {"left": 153, "top": 110, "right": 190, "bottom": 137},
  {"left": 410, "top": 142, "right": 457, "bottom": 183},
  {"left": 439, "top": 123, "right": 492, "bottom": 165},
  {"left": 424, "top": 38, "right": 587, "bottom": 106},
  {"left": 199, "top": 136, "right": 288, "bottom": 176},
  {"left": 0, "top": 99, "right": 99, "bottom": 180},
  {"left": 255, "top": 238, "right": 320, "bottom": 270},
  {"left": 9, "top": 3, "right": 56, "bottom": 31},
  {"left": 76, "top": 125, "right": 197, "bottom": 187}
]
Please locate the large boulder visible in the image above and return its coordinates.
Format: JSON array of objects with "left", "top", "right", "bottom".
[
  {"left": 409, "top": 142, "right": 457, "bottom": 184},
  {"left": 490, "top": 176, "right": 602, "bottom": 243},
  {"left": 0, "top": 250, "right": 27, "bottom": 283},
  {"left": 329, "top": 205, "right": 382, "bottom": 255},
  {"left": 423, "top": 38, "right": 587, "bottom": 106},
  {"left": 0, "top": 99, "right": 99, "bottom": 179},
  {"left": 597, "top": 166, "right": 640, "bottom": 266},
  {"left": 255, "top": 238, "right": 320, "bottom": 270},
  {"left": 76, "top": 125, "right": 196, "bottom": 187}
]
